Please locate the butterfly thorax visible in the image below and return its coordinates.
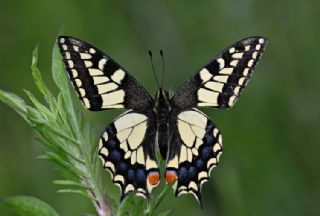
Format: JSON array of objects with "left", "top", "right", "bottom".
[{"left": 155, "top": 88, "right": 171, "bottom": 159}]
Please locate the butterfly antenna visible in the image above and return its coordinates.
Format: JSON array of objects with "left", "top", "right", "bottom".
[
  {"left": 160, "top": 50, "right": 165, "bottom": 88},
  {"left": 148, "top": 50, "right": 160, "bottom": 89}
]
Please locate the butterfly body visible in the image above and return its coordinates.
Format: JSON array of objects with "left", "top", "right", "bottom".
[
  {"left": 154, "top": 88, "right": 171, "bottom": 159},
  {"left": 58, "top": 36, "right": 267, "bottom": 205}
]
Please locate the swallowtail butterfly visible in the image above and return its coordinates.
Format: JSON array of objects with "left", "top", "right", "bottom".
[{"left": 58, "top": 36, "right": 267, "bottom": 206}]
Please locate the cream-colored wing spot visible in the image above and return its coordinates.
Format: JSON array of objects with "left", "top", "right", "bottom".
[
  {"left": 100, "top": 147, "right": 109, "bottom": 157},
  {"left": 199, "top": 68, "right": 213, "bottom": 83},
  {"left": 65, "top": 52, "right": 71, "bottom": 59},
  {"left": 88, "top": 68, "right": 104, "bottom": 76},
  {"left": 197, "top": 88, "right": 219, "bottom": 104},
  {"left": 84, "top": 60, "right": 93, "bottom": 67},
  {"left": 191, "top": 125, "right": 206, "bottom": 138},
  {"left": 243, "top": 68, "right": 250, "bottom": 76},
  {"left": 98, "top": 58, "right": 107, "bottom": 70},
  {"left": 116, "top": 128, "right": 132, "bottom": 143},
  {"left": 120, "top": 142, "right": 129, "bottom": 152},
  {"left": 229, "top": 47, "right": 235, "bottom": 53},
  {"left": 230, "top": 60, "right": 239, "bottom": 67},
  {"left": 89, "top": 48, "right": 96, "bottom": 54},
  {"left": 79, "top": 88, "right": 86, "bottom": 97},
  {"left": 178, "top": 120, "right": 195, "bottom": 147},
  {"left": 101, "top": 90, "right": 124, "bottom": 107},
  {"left": 80, "top": 53, "right": 92, "bottom": 59},
  {"left": 217, "top": 58, "right": 225, "bottom": 69},
  {"left": 136, "top": 147, "right": 145, "bottom": 165},
  {"left": 71, "top": 69, "right": 78, "bottom": 78},
  {"left": 204, "top": 81, "right": 224, "bottom": 92},
  {"left": 146, "top": 156, "right": 158, "bottom": 170},
  {"left": 256, "top": 44, "right": 262, "bottom": 50},
  {"left": 219, "top": 68, "right": 233, "bottom": 75},
  {"left": 228, "top": 95, "right": 237, "bottom": 107},
  {"left": 127, "top": 122, "right": 147, "bottom": 149},
  {"left": 213, "top": 75, "right": 229, "bottom": 83},
  {"left": 68, "top": 60, "right": 74, "bottom": 68},
  {"left": 97, "top": 83, "right": 118, "bottom": 94},
  {"left": 82, "top": 98, "right": 91, "bottom": 108},
  {"left": 73, "top": 45, "right": 79, "bottom": 52},
  {"left": 178, "top": 110, "right": 208, "bottom": 129},
  {"left": 74, "top": 79, "right": 82, "bottom": 87},
  {"left": 111, "top": 69, "right": 125, "bottom": 84},
  {"left": 114, "top": 112, "right": 148, "bottom": 131},
  {"left": 59, "top": 37, "right": 65, "bottom": 43},
  {"left": 167, "top": 155, "right": 179, "bottom": 169},
  {"left": 232, "top": 52, "right": 244, "bottom": 59},
  {"left": 93, "top": 76, "right": 109, "bottom": 85},
  {"left": 247, "top": 59, "right": 254, "bottom": 67},
  {"left": 179, "top": 145, "right": 188, "bottom": 163}
]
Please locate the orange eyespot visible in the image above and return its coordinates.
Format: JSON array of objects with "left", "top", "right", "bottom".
[
  {"left": 147, "top": 172, "right": 160, "bottom": 185},
  {"left": 165, "top": 170, "right": 177, "bottom": 184}
]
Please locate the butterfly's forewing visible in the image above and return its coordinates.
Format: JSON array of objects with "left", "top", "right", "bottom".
[
  {"left": 167, "top": 37, "right": 267, "bottom": 204},
  {"left": 98, "top": 110, "right": 160, "bottom": 199},
  {"left": 58, "top": 36, "right": 153, "bottom": 111},
  {"left": 171, "top": 37, "right": 267, "bottom": 109},
  {"left": 58, "top": 37, "right": 159, "bottom": 199},
  {"left": 165, "top": 108, "right": 222, "bottom": 205}
]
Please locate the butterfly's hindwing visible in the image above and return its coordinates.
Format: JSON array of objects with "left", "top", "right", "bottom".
[
  {"left": 98, "top": 110, "right": 160, "bottom": 199},
  {"left": 171, "top": 37, "right": 267, "bottom": 109},
  {"left": 58, "top": 36, "right": 153, "bottom": 111},
  {"left": 165, "top": 108, "right": 222, "bottom": 205}
]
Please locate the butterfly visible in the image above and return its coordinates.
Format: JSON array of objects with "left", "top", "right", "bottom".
[{"left": 58, "top": 36, "right": 267, "bottom": 206}]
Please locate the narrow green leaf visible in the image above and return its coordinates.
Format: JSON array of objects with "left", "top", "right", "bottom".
[
  {"left": 132, "top": 199, "right": 145, "bottom": 216},
  {"left": 53, "top": 180, "right": 91, "bottom": 189},
  {"left": 0, "top": 90, "right": 28, "bottom": 122},
  {"left": 42, "top": 151, "right": 87, "bottom": 178},
  {"left": 1, "top": 195, "right": 60, "bottom": 216},
  {"left": 116, "top": 193, "right": 135, "bottom": 216},
  {"left": 37, "top": 121, "right": 81, "bottom": 147},
  {"left": 106, "top": 194, "right": 119, "bottom": 213},
  {"left": 35, "top": 132, "right": 84, "bottom": 165},
  {"left": 25, "top": 106, "right": 46, "bottom": 126},
  {"left": 57, "top": 189, "right": 95, "bottom": 201},
  {"left": 31, "top": 45, "right": 55, "bottom": 107},
  {"left": 24, "top": 90, "right": 53, "bottom": 120},
  {"left": 156, "top": 209, "right": 173, "bottom": 216},
  {"left": 150, "top": 182, "right": 175, "bottom": 216}
]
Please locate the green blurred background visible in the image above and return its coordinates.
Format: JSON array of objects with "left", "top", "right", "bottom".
[{"left": 1, "top": 0, "right": 320, "bottom": 215}]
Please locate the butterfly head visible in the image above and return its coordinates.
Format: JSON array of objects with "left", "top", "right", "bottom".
[{"left": 155, "top": 88, "right": 170, "bottom": 109}]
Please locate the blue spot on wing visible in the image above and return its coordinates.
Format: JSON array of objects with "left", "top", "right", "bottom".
[
  {"left": 136, "top": 169, "right": 146, "bottom": 184},
  {"left": 188, "top": 166, "right": 196, "bottom": 179},
  {"left": 110, "top": 150, "right": 121, "bottom": 162},
  {"left": 178, "top": 167, "right": 188, "bottom": 183},
  {"left": 118, "top": 162, "right": 128, "bottom": 173},
  {"left": 201, "top": 146, "right": 211, "bottom": 160},
  {"left": 196, "top": 159, "right": 205, "bottom": 169},
  {"left": 127, "top": 169, "right": 135, "bottom": 181},
  {"left": 107, "top": 139, "right": 117, "bottom": 149}
]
